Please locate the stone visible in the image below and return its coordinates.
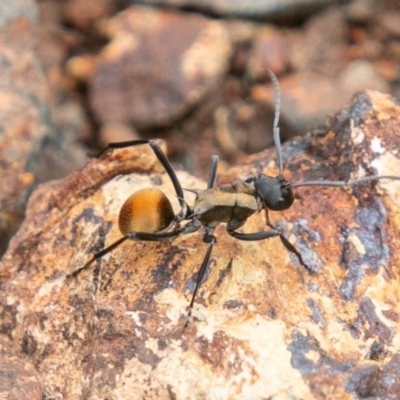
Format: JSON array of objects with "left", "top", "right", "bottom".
[
  {"left": 89, "top": 6, "right": 232, "bottom": 129},
  {"left": 1, "top": 90, "right": 400, "bottom": 398},
  {"left": 130, "top": 0, "right": 340, "bottom": 20}
]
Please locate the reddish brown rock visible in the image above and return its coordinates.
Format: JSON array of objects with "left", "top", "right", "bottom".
[
  {"left": 1, "top": 90, "right": 400, "bottom": 398},
  {"left": 63, "top": 0, "right": 115, "bottom": 30},
  {"left": 379, "top": 10, "right": 400, "bottom": 39},
  {"left": 0, "top": 335, "right": 42, "bottom": 400},
  {"left": 0, "top": 0, "right": 90, "bottom": 256},
  {"left": 89, "top": 6, "right": 232, "bottom": 129},
  {"left": 0, "top": 8, "right": 52, "bottom": 255},
  {"left": 213, "top": 97, "right": 277, "bottom": 156},
  {"left": 290, "top": 7, "right": 347, "bottom": 76},
  {"left": 247, "top": 26, "right": 289, "bottom": 79},
  {"left": 131, "top": 0, "right": 341, "bottom": 20}
]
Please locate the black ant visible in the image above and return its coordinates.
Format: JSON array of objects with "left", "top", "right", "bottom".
[{"left": 71, "top": 70, "right": 400, "bottom": 326}]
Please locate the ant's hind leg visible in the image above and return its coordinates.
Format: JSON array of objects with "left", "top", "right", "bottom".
[
  {"left": 69, "top": 229, "right": 182, "bottom": 282},
  {"left": 99, "top": 139, "right": 188, "bottom": 219},
  {"left": 68, "top": 236, "right": 130, "bottom": 279}
]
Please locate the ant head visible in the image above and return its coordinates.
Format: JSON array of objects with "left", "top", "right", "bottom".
[
  {"left": 252, "top": 71, "right": 294, "bottom": 211},
  {"left": 255, "top": 174, "right": 294, "bottom": 211}
]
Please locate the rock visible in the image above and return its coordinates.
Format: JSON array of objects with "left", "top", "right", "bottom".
[
  {"left": 129, "top": 0, "right": 341, "bottom": 20},
  {"left": 247, "top": 25, "right": 289, "bottom": 79},
  {"left": 0, "top": 2, "right": 46, "bottom": 255},
  {"left": 338, "top": 60, "right": 390, "bottom": 94},
  {"left": 345, "top": 0, "right": 379, "bottom": 24},
  {"left": 63, "top": 0, "right": 115, "bottom": 30},
  {"left": 1, "top": 89, "right": 400, "bottom": 398},
  {"left": 89, "top": 6, "right": 232, "bottom": 129},
  {"left": 290, "top": 7, "right": 347, "bottom": 76},
  {"left": 0, "top": 335, "right": 42, "bottom": 400},
  {"left": 379, "top": 10, "right": 400, "bottom": 39},
  {"left": 213, "top": 97, "right": 277, "bottom": 155},
  {"left": 0, "top": 0, "right": 89, "bottom": 255},
  {"left": 0, "top": 2, "right": 55, "bottom": 255},
  {"left": 66, "top": 54, "right": 97, "bottom": 85}
]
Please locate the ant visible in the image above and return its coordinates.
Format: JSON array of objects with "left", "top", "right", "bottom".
[{"left": 71, "top": 70, "right": 400, "bottom": 326}]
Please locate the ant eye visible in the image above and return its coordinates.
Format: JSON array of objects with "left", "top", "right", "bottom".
[
  {"left": 255, "top": 175, "right": 294, "bottom": 211},
  {"left": 118, "top": 188, "right": 175, "bottom": 235}
]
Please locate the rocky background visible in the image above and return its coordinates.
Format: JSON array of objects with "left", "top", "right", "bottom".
[
  {"left": 1, "top": 1, "right": 400, "bottom": 399},
  {"left": 1, "top": 0, "right": 400, "bottom": 255}
]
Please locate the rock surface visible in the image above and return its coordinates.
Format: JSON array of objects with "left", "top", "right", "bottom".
[
  {"left": 89, "top": 6, "right": 232, "bottom": 129},
  {"left": 0, "top": 0, "right": 88, "bottom": 256},
  {"left": 0, "top": 1, "right": 49, "bottom": 256},
  {"left": 1, "top": 90, "right": 400, "bottom": 399},
  {"left": 129, "top": 0, "right": 339, "bottom": 19}
]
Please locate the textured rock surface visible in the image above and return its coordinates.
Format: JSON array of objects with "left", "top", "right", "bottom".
[
  {"left": 0, "top": 0, "right": 88, "bottom": 256},
  {"left": 1, "top": 90, "right": 400, "bottom": 399},
  {"left": 0, "top": 335, "right": 42, "bottom": 400},
  {"left": 0, "top": 1, "right": 49, "bottom": 256},
  {"left": 89, "top": 6, "right": 232, "bottom": 129}
]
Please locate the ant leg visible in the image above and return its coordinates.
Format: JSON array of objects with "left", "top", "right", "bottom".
[
  {"left": 264, "top": 209, "right": 309, "bottom": 272},
  {"left": 226, "top": 213, "right": 280, "bottom": 241},
  {"left": 184, "top": 235, "right": 216, "bottom": 328},
  {"left": 182, "top": 154, "right": 217, "bottom": 219},
  {"left": 227, "top": 223, "right": 309, "bottom": 271},
  {"left": 227, "top": 228, "right": 280, "bottom": 241},
  {"left": 68, "top": 236, "right": 129, "bottom": 279},
  {"left": 226, "top": 210, "right": 308, "bottom": 268},
  {"left": 207, "top": 155, "right": 219, "bottom": 189},
  {"left": 99, "top": 139, "right": 188, "bottom": 219},
  {"left": 69, "top": 229, "right": 182, "bottom": 279}
]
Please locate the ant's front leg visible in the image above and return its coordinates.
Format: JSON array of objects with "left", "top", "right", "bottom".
[
  {"left": 226, "top": 211, "right": 309, "bottom": 272},
  {"left": 226, "top": 212, "right": 280, "bottom": 241}
]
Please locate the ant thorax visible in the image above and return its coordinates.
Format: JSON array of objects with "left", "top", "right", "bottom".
[{"left": 189, "top": 181, "right": 259, "bottom": 227}]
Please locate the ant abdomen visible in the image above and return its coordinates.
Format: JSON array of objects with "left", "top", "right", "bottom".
[{"left": 118, "top": 188, "right": 175, "bottom": 235}]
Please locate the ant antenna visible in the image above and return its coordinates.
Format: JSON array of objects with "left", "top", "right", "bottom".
[
  {"left": 266, "top": 69, "right": 283, "bottom": 176},
  {"left": 291, "top": 175, "right": 400, "bottom": 189},
  {"left": 265, "top": 70, "right": 400, "bottom": 192}
]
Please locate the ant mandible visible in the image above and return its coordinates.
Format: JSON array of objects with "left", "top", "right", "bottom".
[{"left": 71, "top": 70, "right": 400, "bottom": 326}]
